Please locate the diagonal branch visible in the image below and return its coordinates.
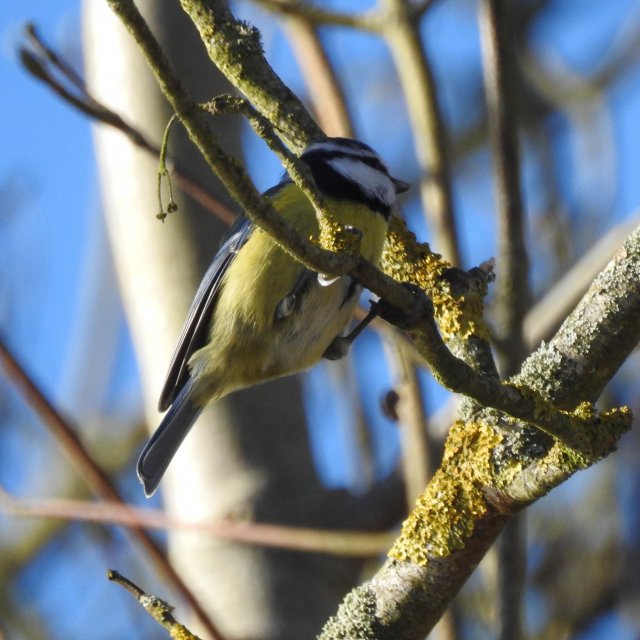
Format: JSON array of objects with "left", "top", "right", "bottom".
[
  {"left": 320, "top": 222, "right": 640, "bottom": 640},
  {"left": 105, "top": 0, "right": 625, "bottom": 453},
  {"left": 270, "top": 0, "right": 355, "bottom": 137},
  {"left": 0, "top": 336, "right": 226, "bottom": 640},
  {"left": 20, "top": 23, "right": 236, "bottom": 225},
  {"left": 108, "top": 570, "right": 201, "bottom": 640}
]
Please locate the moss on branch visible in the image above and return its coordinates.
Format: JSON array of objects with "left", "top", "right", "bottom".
[{"left": 179, "top": 0, "right": 322, "bottom": 151}]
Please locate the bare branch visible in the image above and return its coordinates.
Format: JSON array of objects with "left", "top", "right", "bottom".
[
  {"left": 0, "top": 337, "right": 225, "bottom": 640},
  {"left": 478, "top": 2, "right": 530, "bottom": 636},
  {"left": 381, "top": 0, "right": 461, "bottom": 265},
  {"left": 384, "top": 334, "right": 432, "bottom": 507},
  {"left": 20, "top": 24, "right": 236, "bottom": 225},
  {"left": 253, "top": 0, "right": 382, "bottom": 31},
  {"left": 0, "top": 488, "right": 395, "bottom": 557},
  {"left": 479, "top": 0, "right": 529, "bottom": 374},
  {"left": 275, "top": 2, "right": 355, "bottom": 137},
  {"left": 108, "top": 570, "right": 202, "bottom": 640}
]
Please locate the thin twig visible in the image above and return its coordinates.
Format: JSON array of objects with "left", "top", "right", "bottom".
[
  {"left": 0, "top": 487, "right": 395, "bottom": 557},
  {"left": 108, "top": 570, "right": 201, "bottom": 640},
  {"left": 276, "top": 1, "right": 355, "bottom": 137},
  {"left": 253, "top": 0, "right": 382, "bottom": 31},
  {"left": 0, "top": 336, "right": 226, "bottom": 640},
  {"left": 381, "top": 0, "right": 461, "bottom": 265},
  {"left": 479, "top": 3, "right": 530, "bottom": 636},
  {"left": 20, "top": 23, "right": 236, "bottom": 225},
  {"left": 479, "top": 0, "right": 530, "bottom": 374}
]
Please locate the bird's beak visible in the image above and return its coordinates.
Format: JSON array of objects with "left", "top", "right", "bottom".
[{"left": 392, "top": 177, "right": 411, "bottom": 194}]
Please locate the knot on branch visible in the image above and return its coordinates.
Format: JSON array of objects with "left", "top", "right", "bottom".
[
  {"left": 503, "top": 381, "right": 632, "bottom": 457},
  {"left": 561, "top": 402, "right": 632, "bottom": 461},
  {"left": 487, "top": 401, "right": 632, "bottom": 503}
]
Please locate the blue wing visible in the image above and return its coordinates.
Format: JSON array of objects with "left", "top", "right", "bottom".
[{"left": 157, "top": 213, "right": 254, "bottom": 411}]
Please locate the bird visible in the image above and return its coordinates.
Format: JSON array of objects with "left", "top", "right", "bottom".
[{"left": 137, "top": 136, "right": 409, "bottom": 497}]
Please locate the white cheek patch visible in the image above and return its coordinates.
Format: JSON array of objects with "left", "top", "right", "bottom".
[{"left": 327, "top": 157, "right": 395, "bottom": 208}]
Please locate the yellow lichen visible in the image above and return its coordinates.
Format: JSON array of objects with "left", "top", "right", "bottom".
[
  {"left": 496, "top": 400, "right": 632, "bottom": 492},
  {"left": 381, "top": 216, "right": 489, "bottom": 341},
  {"left": 318, "top": 218, "right": 362, "bottom": 255},
  {"left": 562, "top": 403, "right": 632, "bottom": 461},
  {"left": 388, "top": 393, "right": 631, "bottom": 566},
  {"left": 389, "top": 419, "right": 502, "bottom": 565},
  {"left": 503, "top": 382, "right": 558, "bottom": 424}
]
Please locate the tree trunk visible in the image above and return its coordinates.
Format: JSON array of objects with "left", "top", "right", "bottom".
[{"left": 83, "top": 2, "right": 398, "bottom": 637}]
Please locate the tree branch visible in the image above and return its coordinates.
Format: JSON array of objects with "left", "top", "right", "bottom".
[
  {"left": 108, "top": 570, "right": 202, "bottom": 640},
  {"left": 177, "top": 0, "right": 323, "bottom": 151},
  {"left": 479, "top": 2, "right": 530, "bottom": 635},
  {"left": 0, "top": 336, "right": 225, "bottom": 640},
  {"left": 381, "top": 0, "right": 461, "bottom": 265},
  {"left": 273, "top": 1, "right": 355, "bottom": 137},
  {"left": 20, "top": 23, "right": 236, "bottom": 225},
  {"left": 0, "top": 487, "right": 395, "bottom": 557},
  {"left": 480, "top": 0, "right": 530, "bottom": 372},
  {"left": 320, "top": 223, "right": 639, "bottom": 639}
]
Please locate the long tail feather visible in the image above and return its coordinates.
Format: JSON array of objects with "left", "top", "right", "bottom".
[{"left": 137, "top": 379, "right": 203, "bottom": 497}]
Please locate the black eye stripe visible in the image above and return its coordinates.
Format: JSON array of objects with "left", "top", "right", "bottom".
[
  {"left": 301, "top": 157, "right": 392, "bottom": 218},
  {"left": 287, "top": 138, "right": 396, "bottom": 218}
]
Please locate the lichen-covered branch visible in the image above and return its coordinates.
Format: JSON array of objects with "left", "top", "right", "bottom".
[
  {"left": 107, "top": 0, "right": 628, "bottom": 458},
  {"left": 379, "top": 218, "right": 611, "bottom": 450},
  {"left": 178, "top": 0, "right": 322, "bottom": 152},
  {"left": 108, "top": 570, "right": 203, "bottom": 640},
  {"left": 319, "top": 226, "right": 640, "bottom": 639}
]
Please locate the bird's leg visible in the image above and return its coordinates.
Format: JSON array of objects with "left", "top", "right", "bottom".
[{"left": 323, "top": 300, "right": 381, "bottom": 361}]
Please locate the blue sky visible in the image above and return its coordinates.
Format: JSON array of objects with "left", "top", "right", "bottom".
[
  {"left": 1, "top": 1, "right": 94, "bottom": 396},
  {"left": 3, "top": 0, "right": 640, "bottom": 638}
]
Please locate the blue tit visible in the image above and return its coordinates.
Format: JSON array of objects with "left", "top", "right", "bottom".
[{"left": 137, "top": 137, "right": 409, "bottom": 496}]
